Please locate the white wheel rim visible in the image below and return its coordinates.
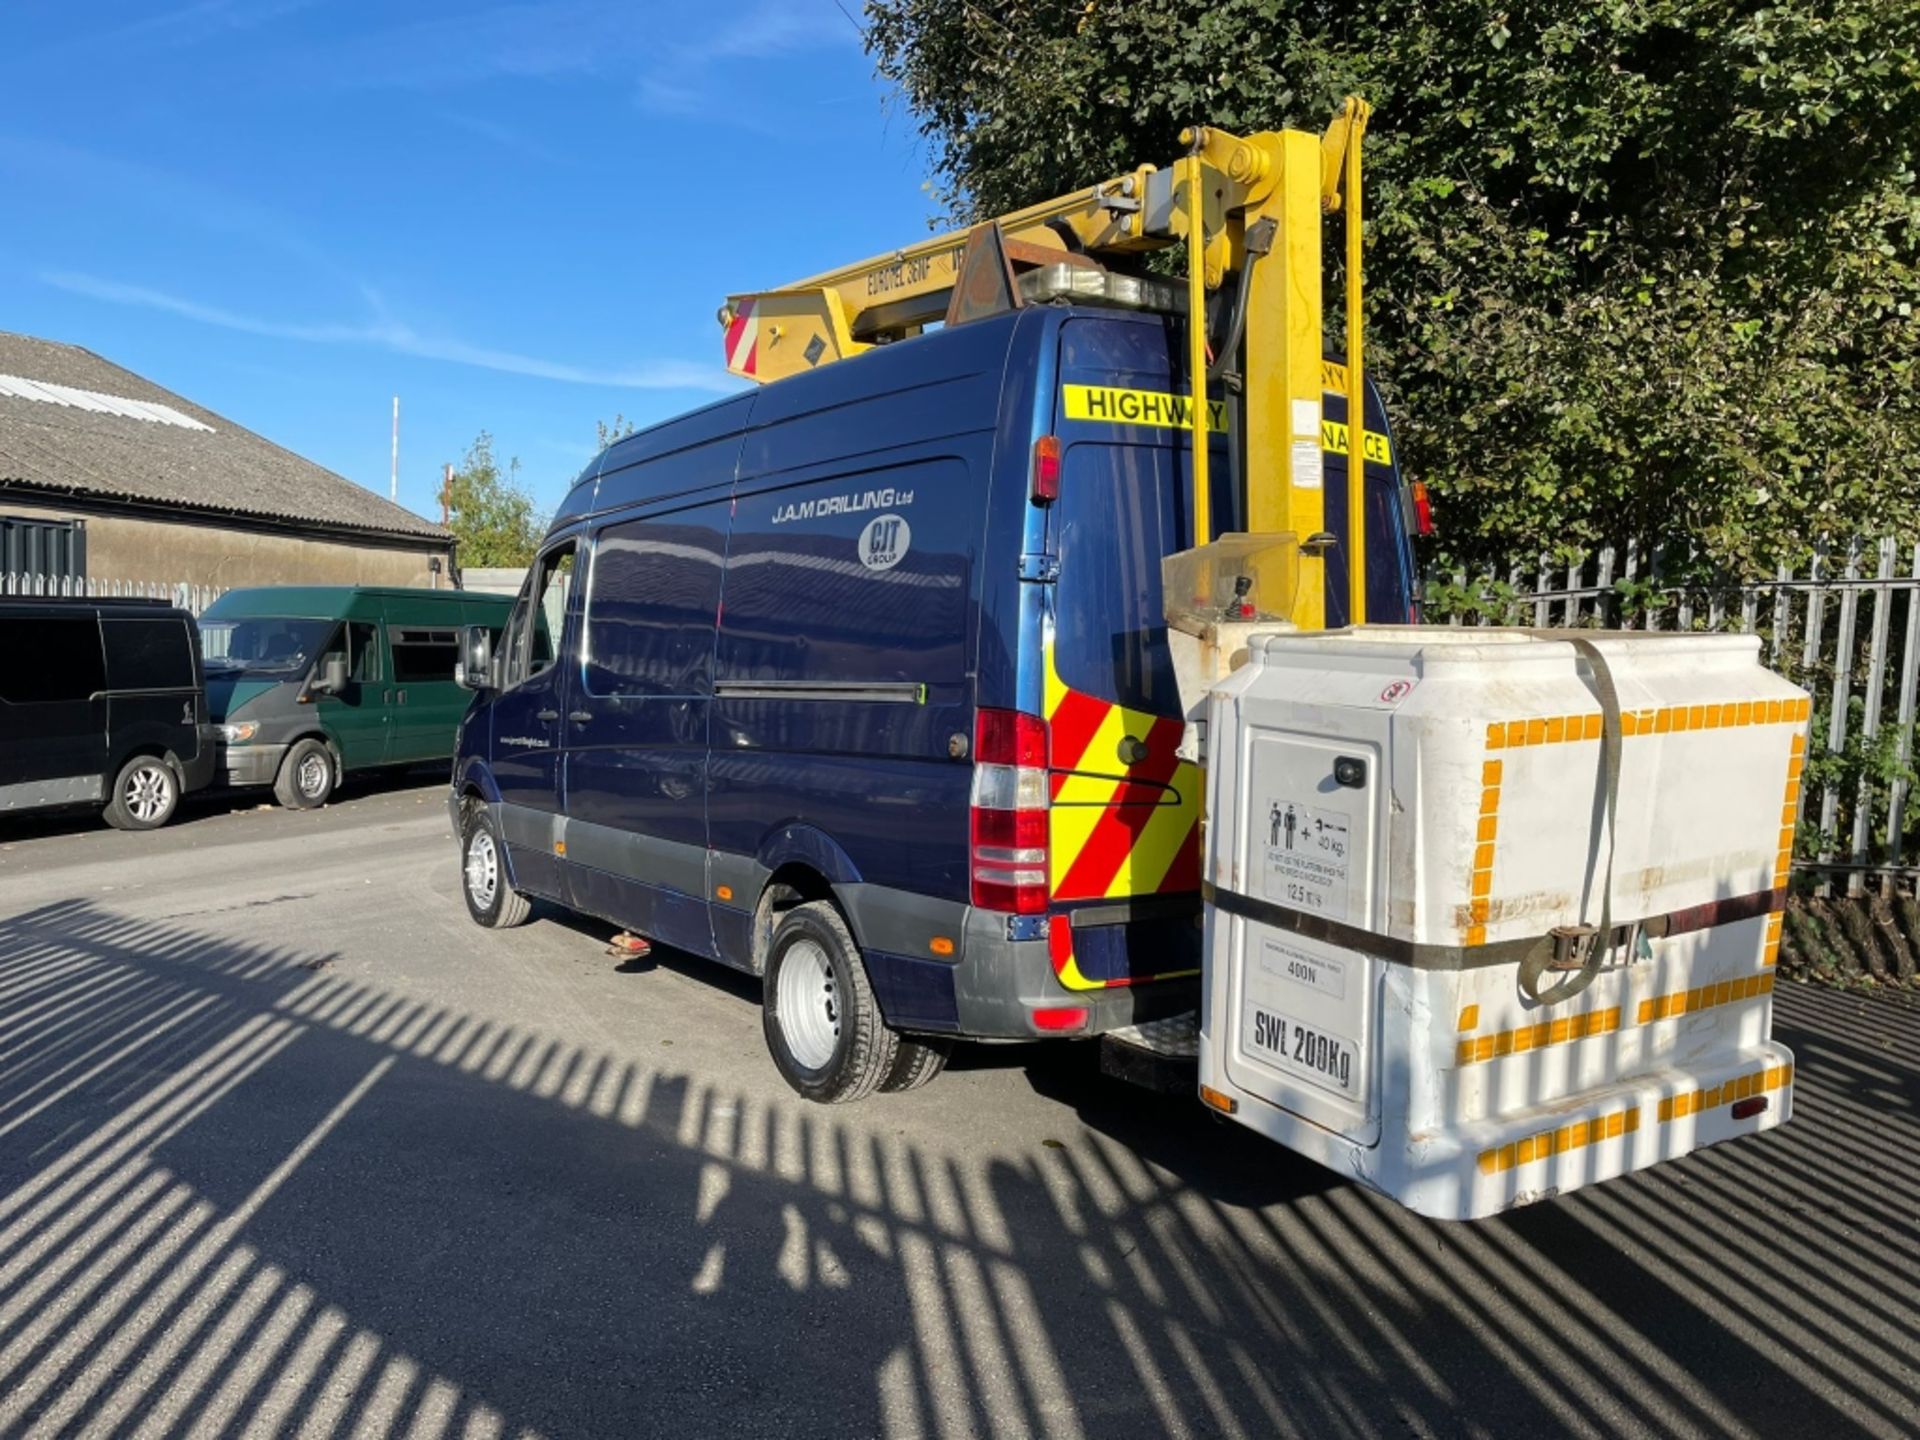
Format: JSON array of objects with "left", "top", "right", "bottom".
[
  {"left": 466, "top": 830, "right": 499, "bottom": 909},
  {"left": 125, "top": 765, "right": 171, "bottom": 822},
  {"left": 777, "top": 938, "right": 840, "bottom": 1070},
  {"left": 298, "top": 752, "right": 330, "bottom": 798}
]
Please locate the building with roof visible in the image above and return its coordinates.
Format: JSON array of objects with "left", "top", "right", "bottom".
[{"left": 0, "top": 330, "right": 453, "bottom": 592}]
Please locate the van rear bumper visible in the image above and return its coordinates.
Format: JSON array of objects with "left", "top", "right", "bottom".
[{"left": 951, "top": 907, "right": 1199, "bottom": 1039}]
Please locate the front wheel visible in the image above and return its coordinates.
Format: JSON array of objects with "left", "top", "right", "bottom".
[
  {"left": 103, "top": 756, "right": 179, "bottom": 831},
  {"left": 462, "top": 802, "right": 531, "bottom": 928},
  {"left": 762, "top": 902, "right": 897, "bottom": 1104},
  {"left": 274, "top": 738, "right": 335, "bottom": 810}
]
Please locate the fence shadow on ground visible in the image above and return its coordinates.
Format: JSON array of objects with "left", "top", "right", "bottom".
[{"left": 1, "top": 901, "right": 1916, "bottom": 1438}]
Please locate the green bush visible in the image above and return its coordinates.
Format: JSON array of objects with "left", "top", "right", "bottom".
[{"left": 866, "top": 0, "right": 1920, "bottom": 573}]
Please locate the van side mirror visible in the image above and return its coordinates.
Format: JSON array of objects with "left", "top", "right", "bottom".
[
  {"left": 457, "top": 625, "right": 494, "bottom": 691},
  {"left": 311, "top": 655, "right": 349, "bottom": 697}
]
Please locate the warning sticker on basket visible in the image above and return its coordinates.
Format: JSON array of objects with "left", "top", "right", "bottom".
[
  {"left": 1262, "top": 801, "right": 1351, "bottom": 920},
  {"left": 1243, "top": 1004, "right": 1359, "bottom": 1096},
  {"left": 1257, "top": 935, "right": 1348, "bottom": 1000}
]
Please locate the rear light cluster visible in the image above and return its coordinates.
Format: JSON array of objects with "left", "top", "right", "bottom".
[
  {"left": 970, "top": 707, "right": 1050, "bottom": 914},
  {"left": 1409, "top": 479, "right": 1434, "bottom": 536},
  {"left": 1031, "top": 435, "right": 1062, "bottom": 503}
]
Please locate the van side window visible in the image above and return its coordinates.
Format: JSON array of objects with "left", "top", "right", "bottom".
[
  {"left": 0, "top": 616, "right": 105, "bottom": 704},
  {"left": 1053, "top": 443, "right": 1197, "bottom": 716},
  {"left": 504, "top": 542, "right": 576, "bottom": 687},
  {"left": 101, "top": 618, "right": 194, "bottom": 692},
  {"left": 316, "top": 623, "right": 380, "bottom": 685},
  {"left": 389, "top": 627, "right": 459, "bottom": 683},
  {"left": 583, "top": 506, "right": 727, "bottom": 697}
]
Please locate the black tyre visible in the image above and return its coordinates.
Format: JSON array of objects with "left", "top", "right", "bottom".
[
  {"left": 879, "top": 1036, "right": 951, "bottom": 1094},
  {"left": 461, "top": 801, "right": 531, "bottom": 929},
  {"left": 103, "top": 755, "right": 179, "bottom": 831},
  {"left": 762, "top": 901, "right": 897, "bottom": 1104},
  {"left": 274, "top": 738, "right": 335, "bottom": 810}
]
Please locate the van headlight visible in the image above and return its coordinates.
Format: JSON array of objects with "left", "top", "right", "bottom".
[{"left": 217, "top": 722, "right": 259, "bottom": 743}]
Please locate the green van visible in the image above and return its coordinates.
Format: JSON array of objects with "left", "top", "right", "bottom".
[{"left": 198, "top": 586, "right": 513, "bottom": 808}]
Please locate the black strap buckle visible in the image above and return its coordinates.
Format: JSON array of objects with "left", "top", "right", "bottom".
[{"left": 1547, "top": 921, "right": 1642, "bottom": 973}]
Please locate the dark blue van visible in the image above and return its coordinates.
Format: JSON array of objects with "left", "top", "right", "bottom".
[{"left": 449, "top": 303, "right": 1417, "bottom": 1102}]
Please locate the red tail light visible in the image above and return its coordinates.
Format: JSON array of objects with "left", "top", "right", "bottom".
[
  {"left": 971, "top": 707, "right": 1050, "bottom": 914},
  {"left": 1031, "top": 435, "right": 1062, "bottom": 503},
  {"left": 1410, "top": 479, "right": 1434, "bottom": 536},
  {"left": 1030, "top": 1006, "right": 1089, "bottom": 1033}
]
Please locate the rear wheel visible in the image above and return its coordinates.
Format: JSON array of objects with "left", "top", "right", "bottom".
[
  {"left": 274, "top": 738, "right": 335, "bottom": 810},
  {"left": 879, "top": 1036, "right": 951, "bottom": 1093},
  {"left": 462, "top": 801, "right": 531, "bottom": 928},
  {"left": 762, "top": 902, "right": 897, "bottom": 1104},
  {"left": 103, "top": 756, "right": 178, "bottom": 831}
]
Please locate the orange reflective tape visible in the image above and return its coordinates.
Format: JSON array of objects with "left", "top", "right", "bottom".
[
  {"left": 1478, "top": 1104, "right": 1640, "bottom": 1174},
  {"left": 1456, "top": 1007, "right": 1621, "bottom": 1066}
]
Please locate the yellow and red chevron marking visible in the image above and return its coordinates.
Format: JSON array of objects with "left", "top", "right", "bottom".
[
  {"left": 1043, "top": 648, "right": 1201, "bottom": 990},
  {"left": 1044, "top": 647, "right": 1200, "bottom": 903},
  {"left": 723, "top": 301, "right": 758, "bottom": 378}
]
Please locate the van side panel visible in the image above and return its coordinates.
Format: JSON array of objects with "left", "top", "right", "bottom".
[
  {"left": 0, "top": 611, "right": 108, "bottom": 798},
  {"left": 706, "top": 318, "right": 1014, "bottom": 970},
  {"left": 100, "top": 613, "right": 204, "bottom": 778},
  {"left": 563, "top": 460, "right": 737, "bottom": 961}
]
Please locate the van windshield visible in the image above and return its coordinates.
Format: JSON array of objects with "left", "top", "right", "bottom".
[{"left": 200, "top": 617, "right": 333, "bottom": 678}]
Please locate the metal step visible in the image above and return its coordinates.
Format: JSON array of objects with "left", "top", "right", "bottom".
[
  {"left": 1100, "top": 1012, "right": 1201, "bottom": 1095},
  {"left": 1104, "top": 1011, "right": 1200, "bottom": 1059}
]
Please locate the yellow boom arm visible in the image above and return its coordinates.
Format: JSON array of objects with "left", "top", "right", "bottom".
[{"left": 718, "top": 100, "right": 1371, "bottom": 630}]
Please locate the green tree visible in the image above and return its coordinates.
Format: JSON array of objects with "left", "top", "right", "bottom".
[
  {"left": 445, "top": 431, "right": 542, "bottom": 568},
  {"left": 865, "top": 0, "right": 1920, "bottom": 572},
  {"left": 597, "top": 414, "right": 639, "bottom": 450}
]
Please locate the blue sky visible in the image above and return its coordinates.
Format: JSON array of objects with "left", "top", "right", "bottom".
[{"left": 0, "top": 1, "right": 943, "bottom": 521}]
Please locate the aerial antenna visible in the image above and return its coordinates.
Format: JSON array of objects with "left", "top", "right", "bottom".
[{"left": 390, "top": 395, "right": 400, "bottom": 502}]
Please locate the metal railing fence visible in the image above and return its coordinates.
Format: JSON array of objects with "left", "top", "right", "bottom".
[
  {"left": 1427, "top": 537, "right": 1920, "bottom": 895},
  {"left": 2, "top": 571, "right": 226, "bottom": 616}
]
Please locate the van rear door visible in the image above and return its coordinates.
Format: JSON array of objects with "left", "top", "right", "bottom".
[
  {"left": 1320, "top": 360, "right": 1419, "bottom": 626},
  {"left": 1045, "top": 316, "right": 1229, "bottom": 991}
]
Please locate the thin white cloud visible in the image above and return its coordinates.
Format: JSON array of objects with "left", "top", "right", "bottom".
[
  {"left": 41, "top": 270, "right": 739, "bottom": 394},
  {"left": 634, "top": 1, "right": 858, "bottom": 126}
]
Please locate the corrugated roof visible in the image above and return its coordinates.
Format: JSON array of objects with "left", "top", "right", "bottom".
[{"left": 0, "top": 330, "right": 450, "bottom": 542}]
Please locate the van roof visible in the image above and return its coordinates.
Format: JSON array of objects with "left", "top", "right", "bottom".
[
  {"left": 202, "top": 585, "right": 514, "bottom": 620},
  {"left": 554, "top": 306, "right": 1045, "bottom": 529},
  {"left": 0, "top": 595, "right": 184, "bottom": 614}
]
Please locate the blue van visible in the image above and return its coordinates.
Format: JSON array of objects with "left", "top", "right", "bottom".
[{"left": 449, "top": 303, "right": 1417, "bottom": 1102}]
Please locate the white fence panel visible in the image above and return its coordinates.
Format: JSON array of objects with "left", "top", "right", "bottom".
[{"left": 4, "top": 572, "right": 225, "bottom": 616}]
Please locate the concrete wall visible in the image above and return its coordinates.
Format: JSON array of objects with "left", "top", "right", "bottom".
[
  {"left": 461, "top": 567, "right": 529, "bottom": 597},
  {"left": 1, "top": 497, "right": 453, "bottom": 589}
]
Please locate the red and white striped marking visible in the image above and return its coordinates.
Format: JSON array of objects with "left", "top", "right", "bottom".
[{"left": 723, "top": 301, "right": 759, "bottom": 378}]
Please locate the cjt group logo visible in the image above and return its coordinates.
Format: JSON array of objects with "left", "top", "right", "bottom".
[{"left": 859, "top": 513, "right": 912, "bottom": 572}]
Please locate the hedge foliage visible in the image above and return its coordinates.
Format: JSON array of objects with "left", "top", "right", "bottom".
[{"left": 865, "top": 0, "right": 1920, "bottom": 571}]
